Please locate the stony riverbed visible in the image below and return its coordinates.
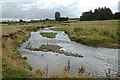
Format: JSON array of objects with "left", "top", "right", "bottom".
[{"left": 18, "top": 27, "right": 118, "bottom": 77}]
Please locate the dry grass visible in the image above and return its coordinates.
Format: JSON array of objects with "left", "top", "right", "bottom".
[{"left": 58, "top": 20, "right": 119, "bottom": 48}]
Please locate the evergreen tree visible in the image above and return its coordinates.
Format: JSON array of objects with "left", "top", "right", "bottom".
[
  {"left": 80, "top": 7, "right": 114, "bottom": 21},
  {"left": 114, "top": 12, "right": 120, "bottom": 19}
]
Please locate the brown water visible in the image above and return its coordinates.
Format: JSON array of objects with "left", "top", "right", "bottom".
[{"left": 18, "top": 27, "right": 118, "bottom": 77}]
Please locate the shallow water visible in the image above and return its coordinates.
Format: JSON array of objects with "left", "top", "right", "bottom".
[{"left": 18, "top": 27, "right": 118, "bottom": 77}]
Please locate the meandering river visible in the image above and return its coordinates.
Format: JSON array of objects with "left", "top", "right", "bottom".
[{"left": 18, "top": 27, "right": 118, "bottom": 77}]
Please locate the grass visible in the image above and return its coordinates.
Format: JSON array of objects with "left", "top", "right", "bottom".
[
  {"left": 57, "top": 20, "right": 119, "bottom": 48},
  {"left": 40, "top": 32, "right": 57, "bottom": 38},
  {"left": 50, "top": 74, "right": 92, "bottom": 78},
  {"left": 29, "top": 45, "right": 83, "bottom": 57},
  {"left": 35, "top": 69, "right": 44, "bottom": 76}
]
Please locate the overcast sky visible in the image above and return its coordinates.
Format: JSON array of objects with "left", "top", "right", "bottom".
[{"left": 1, "top": 0, "right": 120, "bottom": 19}]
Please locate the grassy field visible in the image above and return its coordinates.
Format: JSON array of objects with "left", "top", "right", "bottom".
[{"left": 57, "top": 20, "right": 119, "bottom": 48}]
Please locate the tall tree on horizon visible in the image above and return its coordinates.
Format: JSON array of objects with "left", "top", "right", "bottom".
[
  {"left": 55, "top": 12, "right": 60, "bottom": 21},
  {"left": 114, "top": 12, "right": 120, "bottom": 19}
]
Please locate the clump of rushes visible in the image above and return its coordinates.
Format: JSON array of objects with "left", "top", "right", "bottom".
[
  {"left": 78, "top": 67, "right": 85, "bottom": 75},
  {"left": 23, "top": 56, "right": 27, "bottom": 60},
  {"left": 28, "top": 44, "right": 83, "bottom": 58},
  {"left": 36, "top": 69, "right": 44, "bottom": 75},
  {"left": 44, "top": 65, "right": 49, "bottom": 77},
  {"left": 40, "top": 32, "right": 57, "bottom": 38},
  {"left": 64, "top": 60, "right": 71, "bottom": 73}
]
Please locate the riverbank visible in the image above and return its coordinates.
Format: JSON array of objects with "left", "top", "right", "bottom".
[
  {"left": 2, "top": 24, "right": 45, "bottom": 78},
  {"left": 56, "top": 20, "right": 120, "bottom": 49}
]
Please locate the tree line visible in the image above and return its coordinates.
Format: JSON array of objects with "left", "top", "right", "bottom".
[{"left": 80, "top": 7, "right": 120, "bottom": 21}]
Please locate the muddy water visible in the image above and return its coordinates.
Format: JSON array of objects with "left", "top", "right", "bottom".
[{"left": 18, "top": 27, "right": 118, "bottom": 77}]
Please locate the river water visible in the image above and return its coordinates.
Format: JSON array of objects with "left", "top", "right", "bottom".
[{"left": 18, "top": 27, "right": 118, "bottom": 77}]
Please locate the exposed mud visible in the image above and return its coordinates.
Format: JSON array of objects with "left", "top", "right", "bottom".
[{"left": 2, "top": 30, "right": 24, "bottom": 40}]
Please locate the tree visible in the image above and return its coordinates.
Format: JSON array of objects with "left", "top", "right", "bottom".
[
  {"left": 80, "top": 7, "right": 114, "bottom": 21},
  {"left": 104, "top": 7, "right": 113, "bottom": 20},
  {"left": 46, "top": 18, "right": 49, "bottom": 21},
  {"left": 114, "top": 12, "right": 120, "bottom": 19},
  {"left": 19, "top": 19, "right": 24, "bottom": 23},
  {"left": 55, "top": 12, "right": 60, "bottom": 21},
  {"left": 80, "top": 10, "right": 94, "bottom": 21}
]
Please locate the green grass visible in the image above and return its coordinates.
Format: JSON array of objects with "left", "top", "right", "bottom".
[
  {"left": 50, "top": 74, "right": 92, "bottom": 78},
  {"left": 40, "top": 32, "right": 57, "bottom": 38},
  {"left": 58, "top": 20, "right": 119, "bottom": 48}
]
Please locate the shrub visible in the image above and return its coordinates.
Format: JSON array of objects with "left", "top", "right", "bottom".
[
  {"left": 23, "top": 61, "right": 33, "bottom": 70},
  {"left": 103, "top": 31, "right": 109, "bottom": 36},
  {"left": 8, "top": 21, "right": 11, "bottom": 25},
  {"left": 23, "top": 56, "right": 27, "bottom": 60}
]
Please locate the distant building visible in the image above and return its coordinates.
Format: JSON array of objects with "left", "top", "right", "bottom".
[{"left": 69, "top": 18, "right": 80, "bottom": 21}]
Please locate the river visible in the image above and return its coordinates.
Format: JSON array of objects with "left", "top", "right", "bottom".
[{"left": 18, "top": 27, "right": 118, "bottom": 77}]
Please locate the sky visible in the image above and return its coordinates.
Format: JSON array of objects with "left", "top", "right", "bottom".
[{"left": 1, "top": 0, "right": 120, "bottom": 19}]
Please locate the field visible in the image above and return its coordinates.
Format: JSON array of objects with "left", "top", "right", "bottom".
[
  {"left": 1, "top": 20, "right": 119, "bottom": 78},
  {"left": 57, "top": 20, "right": 119, "bottom": 48}
]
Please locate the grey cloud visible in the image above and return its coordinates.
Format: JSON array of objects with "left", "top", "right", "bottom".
[{"left": 2, "top": 2, "right": 80, "bottom": 19}]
